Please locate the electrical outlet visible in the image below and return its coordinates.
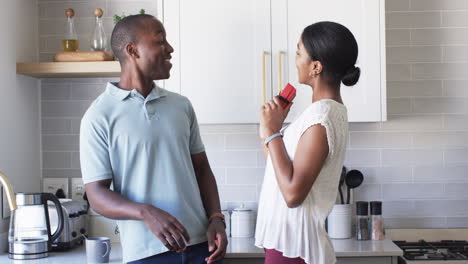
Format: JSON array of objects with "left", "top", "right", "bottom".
[
  {"left": 71, "top": 178, "right": 85, "bottom": 200},
  {"left": 43, "top": 178, "right": 69, "bottom": 198}
]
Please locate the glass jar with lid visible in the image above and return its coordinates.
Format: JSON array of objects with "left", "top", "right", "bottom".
[
  {"left": 62, "top": 8, "right": 79, "bottom": 52},
  {"left": 91, "top": 8, "right": 107, "bottom": 51}
]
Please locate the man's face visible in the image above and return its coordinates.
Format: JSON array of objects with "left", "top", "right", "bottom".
[{"left": 135, "top": 19, "right": 174, "bottom": 80}]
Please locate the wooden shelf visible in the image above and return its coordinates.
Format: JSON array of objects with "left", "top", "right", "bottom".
[{"left": 16, "top": 61, "right": 121, "bottom": 78}]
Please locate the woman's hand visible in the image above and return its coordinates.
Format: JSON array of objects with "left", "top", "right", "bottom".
[{"left": 260, "top": 96, "right": 293, "bottom": 140}]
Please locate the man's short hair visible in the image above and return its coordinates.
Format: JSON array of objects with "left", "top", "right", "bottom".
[{"left": 111, "top": 14, "right": 158, "bottom": 63}]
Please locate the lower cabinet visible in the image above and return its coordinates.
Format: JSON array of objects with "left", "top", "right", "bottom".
[
  {"left": 224, "top": 256, "right": 398, "bottom": 264},
  {"left": 337, "top": 256, "right": 398, "bottom": 264},
  {"left": 224, "top": 259, "right": 264, "bottom": 264}
]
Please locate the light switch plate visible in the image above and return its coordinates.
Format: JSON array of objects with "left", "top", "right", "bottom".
[
  {"left": 71, "top": 178, "right": 85, "bottom": 200},
  {"left": 43, "top": 178, "right": 69, "bottom": 198}
]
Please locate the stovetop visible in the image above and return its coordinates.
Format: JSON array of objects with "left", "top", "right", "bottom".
[{"left": 394, "top": 240, "right": 468, "bottom": 263}]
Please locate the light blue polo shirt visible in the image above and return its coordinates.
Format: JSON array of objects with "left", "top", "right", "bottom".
[{"left": 80, "top": 82, "right": 208, "bottom": 263}]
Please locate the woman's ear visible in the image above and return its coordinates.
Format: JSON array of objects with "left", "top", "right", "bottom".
[
  {"left": 308, "top": 60, "right": 323, "bottom": 77},
  {"left": 312, "top": 60, "right": 323, "bottom": 75}
]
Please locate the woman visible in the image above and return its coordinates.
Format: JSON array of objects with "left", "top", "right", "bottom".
[{"left": 255, "top": 21, "right": 360, "bottom": 264}]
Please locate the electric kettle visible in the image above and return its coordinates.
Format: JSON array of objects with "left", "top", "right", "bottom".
[{"left": 0, "top": 171, "right": 64, "bottom": 260}]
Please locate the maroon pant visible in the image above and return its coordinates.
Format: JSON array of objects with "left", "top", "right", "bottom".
[{"left": 264, "top": 248, "right": 306, "bottom": 264}]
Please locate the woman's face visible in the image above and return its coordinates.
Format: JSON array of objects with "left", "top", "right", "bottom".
[{"left": 295, "top": 38, "right": 313, "bottom": 84}]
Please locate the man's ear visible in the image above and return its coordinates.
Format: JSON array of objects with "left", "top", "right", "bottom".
[{"left": 125, "top": 43, "right": 139, "bottom": 60}]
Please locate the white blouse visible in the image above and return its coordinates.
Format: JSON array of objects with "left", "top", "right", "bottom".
[{"left": 255, "top": 99, "right": 349, "bottom": 264}]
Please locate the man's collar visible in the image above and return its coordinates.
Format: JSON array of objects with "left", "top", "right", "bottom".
[
  {"left": 106, "top": 82, "right": 167, "bottom": 101},
  {"left": 146, "top": 83, "right": 167, "bottom": 102}
]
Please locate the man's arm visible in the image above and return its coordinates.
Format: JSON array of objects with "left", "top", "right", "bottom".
[
  {"left": 191, "top": 152, "right": 221, "bottom": 216},
  {"left": 85, "top": 180, "right": 145, "bottom": 220},
  {"left": 191, "top": 152, "right": 227, "bottom": 264},
  {"left": 85, "top": 180, "right": 191, "bottom": 252}
]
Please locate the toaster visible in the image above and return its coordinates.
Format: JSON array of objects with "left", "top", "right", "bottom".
[{"left": 48, "top": 199, "right": 89, "bottom": 250}]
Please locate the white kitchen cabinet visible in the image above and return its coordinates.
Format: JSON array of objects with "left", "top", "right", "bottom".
[
  {"left": 164, "top": 0, "right": 271, "bottom": 123},
  {"left": 163, "top": 0, "right": 386, "bottom": 123},
  {"left": 274, "top": 0, "right": 386, "bottom": 122}
]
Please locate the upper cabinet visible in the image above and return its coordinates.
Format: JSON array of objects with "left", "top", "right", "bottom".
[
  {"left": 165, "top": 0, "right": 386, "bottom": 123},
  {"left": 164, "top": 0, "right": 271, "bottom": 123},
  {"left": 275, "top": 0, "right": 386, "bottom": 122}
]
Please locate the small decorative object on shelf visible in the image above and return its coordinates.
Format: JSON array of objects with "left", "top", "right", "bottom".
[
  {"left": 62, "top": 8, "right": 79, "bottom": 52},
  {"left": 91, "top": 8, "right": 107, "bottom": 51},
  {"left": 113, "top": 8, "right": 146, "bottom": 24}
]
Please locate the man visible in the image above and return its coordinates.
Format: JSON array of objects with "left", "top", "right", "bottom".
[{"left": 80, "top": 14, "right": 227, "bottom": 264}]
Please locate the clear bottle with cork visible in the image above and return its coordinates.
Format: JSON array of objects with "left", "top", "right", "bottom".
[
  {"left": 370, "top": 201, "right": 385, "bottom": 240},
  {"left": 91, "top": 8, "right": 107, "bottom": 51},
  {"left": 62, "top": 8, "right": 79, "bottom": 52},
  {"left": 356, "top": 201, "right": 370, "bottom": 240}
]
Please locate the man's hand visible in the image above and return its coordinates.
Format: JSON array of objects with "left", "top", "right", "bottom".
[
  {"left": 141, "top": 204, "right": 191, "bottom": 253},
  {"left": 205, "top": 218, "right": 228, "bottom": 264}
]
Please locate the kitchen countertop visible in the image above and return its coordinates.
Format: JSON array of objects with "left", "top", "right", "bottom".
[
  {"left": 227, "top": 237, "right": 403, "bottom": 258},
  {"left": 0, "top": 237, "right": 402, "bottom": 263}
]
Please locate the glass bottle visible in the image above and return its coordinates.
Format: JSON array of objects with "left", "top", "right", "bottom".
[
  {"left": 356, "top": 201, "right": 370, "bottom": 240},
  {"left": 370, "top": 201, "right": 385, "bottom": 240},
  {"left": 62, "top": 8, "right": 79, "bottom": 52},
  {"left": 91, "top": 8, "right": 107, "bottom": 51}
]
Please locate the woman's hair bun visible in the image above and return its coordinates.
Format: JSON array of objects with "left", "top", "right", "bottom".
[{"left": 342, "top": 66, "right": 360, "bottom": 86}]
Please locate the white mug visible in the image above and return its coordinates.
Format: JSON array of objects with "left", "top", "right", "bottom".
[{"left": 86, "top": 237, "right": 111, "bottom": 263}]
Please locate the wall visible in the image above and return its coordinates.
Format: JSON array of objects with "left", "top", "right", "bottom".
[
  {"left": 39, "top": 0, "right": 468, "bottom": 234},
  {"left": 0, "top": 0, "right": 40, "bottom": 249}
]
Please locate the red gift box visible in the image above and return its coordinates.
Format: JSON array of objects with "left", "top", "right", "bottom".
[{"left": 278, "top": 83, "right": 296, "bottom": 108}]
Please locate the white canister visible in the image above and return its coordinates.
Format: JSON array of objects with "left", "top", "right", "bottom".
[
  {"left": 230, "top": 204, "right": 255, "bottom": 238},
  {"left": 327, "top": 204, "right": 352, "bottom": 239},
  {"left": 221, "top": 210, "right": 231, "bottom": 237}
]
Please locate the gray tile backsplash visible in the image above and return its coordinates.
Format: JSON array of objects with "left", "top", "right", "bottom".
[
  {"left": 385, "top": 29, "right": 411, "bottom": 46},
  {"left": 387, "top": 80, "right": 442, "bottom": 98},
  {"left": 386, "top": 11, "right": 441, "bottom": 29},
  {"left": 410, "top": 0, "right": 468, "bottom": 11},
  {"left": 39, "top": 0, "right": 468, "bottom": 229}
]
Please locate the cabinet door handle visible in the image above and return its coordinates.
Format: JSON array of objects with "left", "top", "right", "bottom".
[
  {"left": 262, "top": 51, "right": 269, "bottom": 104},
  {"left": 278, "top": 51, "right": 283, "bottom": 94}
]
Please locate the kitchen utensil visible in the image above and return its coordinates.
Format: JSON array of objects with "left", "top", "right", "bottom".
[
  {"left": 49, "top": 199, "right": 89, "bottom": 250},
  {"left": 278, "top": 83, "right": 296, "bottom": 108},
  {"left": 86, "top": 237, "right": 111, "bottom": 263},
  {"left": 345, "top": 169, "right": 364, "bottom": 204},
  {"left": 338, "top": 166, "right": 347, "bottom": 204},
  {"left": 327, "top": 204, "right": 352, "bottom": 239},
  {"left": 356, "top": 201, "right": 370, "bottom": 240},
  {"left": 0, "top": 171, "right": 64, "bottom": 260},
  {"left": 231, "top": 204, "right": 255, "bottom": 238},
  {"left": 370, "top": 201, "right": 384, "bottom": 240}
]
